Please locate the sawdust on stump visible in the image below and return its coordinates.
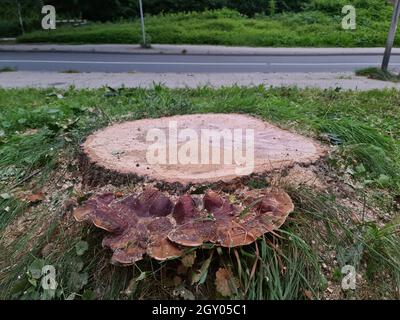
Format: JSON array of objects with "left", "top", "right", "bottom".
[
  {"left": 80, "top": 114, "right": 326, "bottom": 189},
  {"left": 73, "top": 188, "right": 294, "bottom": 265}
]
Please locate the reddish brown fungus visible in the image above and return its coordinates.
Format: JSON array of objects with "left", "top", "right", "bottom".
[{"left": 73, "top": 188, "right": 294, "bottom": 265}]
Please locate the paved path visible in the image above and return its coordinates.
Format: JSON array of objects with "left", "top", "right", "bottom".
[{"left": 2, "top": 71, "right": 400, "bottom": 90}]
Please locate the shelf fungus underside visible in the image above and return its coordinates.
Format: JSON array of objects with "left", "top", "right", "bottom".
[{"left": 73, "top": 188, "right": 294, "bottom": 265}]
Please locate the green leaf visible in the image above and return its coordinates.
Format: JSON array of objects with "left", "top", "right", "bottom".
[
  {"left": 82, "top": 289, "right": 95, "bottom": 300},
  {"left": 69, "top": 271, "right": 88, "bottom": 292},
  {"left": 10, "top": 277, "right": 30, "bottom": 296},
  {"left": 28, "top": 277, "right": 37, "bottom": 287},
  {"left": 355, "top": 164, "right": 366, "bottom": 175},
  {"left": 0, "top": 193, "right": 11, "bottom": 200},
  {"left": 28, "top": 259, "right": 46, "bottom": 280},
  {"left": 75, "top": 240, "right": 89, "bottom": 256},
  {"left": 65, "top": 293, "right": 76, "bottom": 300},
  {"left": 1, "top": 121, "right": 11, "bottom": 128},
  {"left": 56, "top": 288, "right": 64, "bottom": 298},
  {"left": 191, "top": 251, "right": 213, "bottom": 285},
  {"left": 46, "top": 108, "right": 60, "bottom": 114},
  {"left": 20, "top": 287, "right": 40, "bottom": 300},
  {"left": 136, "top": 272, "right": 147, "bottom": 282},
  {"left": 377, "top": 174, "right": 390, "bottom": 187},
  {"left": 75, "top": 260, "right": 84, "bottom": 272},
  {"left": 337, "top": 243, "right": 364, "bottom": 268},
  {"left": 41, "top": 288, "right": 56, "bottom": 300}
]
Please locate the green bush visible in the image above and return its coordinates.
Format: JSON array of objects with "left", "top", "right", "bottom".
[
  {"left": 18, "top": 6, "right": 395, "bottom": 47},
  {"left": 3, "top": 0, "right": 393, "bottom": 38},
  {"left": 45, "top": 0, "right": 310, "bottom": 21},
  {"left": 0, "top": 21, "right": 20, "bottom": 37},
  {"left": 305, "top": 0, "right": 388, "bottom": 12},
  {"left": 0, "top": 0, "right": 42, "bottom": 37}
]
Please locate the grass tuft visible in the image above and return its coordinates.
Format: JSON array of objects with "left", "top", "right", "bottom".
[
  {"left": 0, "top": 66, "right": 16, "bottom": 73},
  {"left": 59, "top": 69, "right": 81, "bottom": 74},
  {"left": 356, "top": 67, "right": 400, "bottom": 82}
]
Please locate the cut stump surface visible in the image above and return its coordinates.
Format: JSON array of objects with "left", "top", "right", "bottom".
[{"left": 81, "top": 114, "right": 326, "bottom": 187}]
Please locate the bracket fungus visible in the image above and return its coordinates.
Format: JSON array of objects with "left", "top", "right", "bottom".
[
  {"left": 74, "top": 189, "right": 182, "bottom": 265},
  {"left": 169, "top": 189, "right": 294, "bottom": 248},
  {"left": 73, "top": 188, "right": 294, "bottom": 265}
]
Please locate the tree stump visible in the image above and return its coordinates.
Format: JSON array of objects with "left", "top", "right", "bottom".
[{"left": 80, "top": 114, "right": 326, "bottom": 189}]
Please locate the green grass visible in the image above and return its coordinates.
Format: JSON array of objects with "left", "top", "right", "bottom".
[
  {"left": 288, "top": 187, "right": 400, "bottom": 299},
  {"left": 0, "top": 86, "right": 399, "bottom": 299},
  {"left": 59, "top": 69, "right": 81, "bottom": 74},
  {"left": 17, "top": 6, "right": 396, "bottom": 47},
  {"left": 0, "top": 66, "right": 16, "bottom": 73},
  {"left": 356, "top": 67, "right": 400, "bottom": 82}
]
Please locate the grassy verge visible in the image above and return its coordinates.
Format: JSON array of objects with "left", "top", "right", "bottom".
[
  {"left": 356, "top": 67, "right": 400, "bottom": 82},
  {"left": 17, "top": 6, "right": 395, "bottom": 47},
  {"left": 0, "top": 86, "right": 399, "bottom": 300}
]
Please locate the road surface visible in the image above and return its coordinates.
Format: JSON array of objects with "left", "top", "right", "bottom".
[{"left": 1, "top": 51, "right": 399, "bottom": 73}]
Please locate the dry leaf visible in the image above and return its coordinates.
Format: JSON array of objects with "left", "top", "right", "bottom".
[
  {"left": 173, "top": 276, "right": 182, "bottom": 287},
  {"left": 27, "top": 192, "right": 45, "bottom": 204},
  {"left": 351, "top": 212, "right": 361, "bottom": 224},
  {"left": 326, "top": 287, "right": 334, "bottom": 294},
  {"left": 177, "top": 264, "right": 188, "bottom": 275},
  {"left": 215, "top": 267, "right": 238, "bottom": 297},
  {"left": 64, "top": 198, "right": 78, "bottom": 212},
  {"left": 191, "top": 251, "right": 213, "bottom": 285},
  {"left": 41, "top": 243, "right": 55, "bottom": 258},
  {"left": 304, "top": 289, "right": 313, "bottom": 300},
  {"left": 21, "top": 129, "right": 39, "bottom": 136},
  {"left": 173, "top": 285, "right": 195, "bottom": 300},
  {"left": 124, "top": 277, "right": 137, "bottom": 296},
  {"left": 181, "top": 251, "right": 196, "bottom": 268}
]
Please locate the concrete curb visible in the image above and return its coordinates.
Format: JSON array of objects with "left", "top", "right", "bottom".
[{"left": 1, "top": 44, "right": 400, "bottom": 56}]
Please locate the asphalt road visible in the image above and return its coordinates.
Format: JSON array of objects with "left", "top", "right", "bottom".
[{"left": 1, "top": 51, "right": 400, "bottom": 73}]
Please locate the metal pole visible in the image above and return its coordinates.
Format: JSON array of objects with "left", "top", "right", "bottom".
[
  {"left": 382, "top": 0, "right": 400, "bottom": 71},
  {"left": 138, "top": 0, "right": 147, "bottom": 47}
]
